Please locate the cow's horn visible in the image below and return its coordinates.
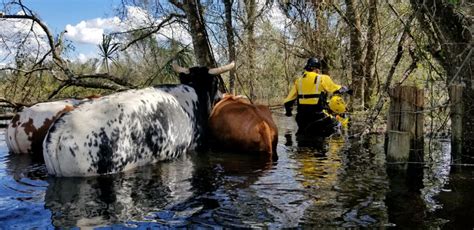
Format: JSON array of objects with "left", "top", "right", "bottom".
[
  {"left": 172, "top": 63, "right": 190, "bottom": 74},
  {"left": 208, "top": 61, "right": 235, "bottom": 75}
]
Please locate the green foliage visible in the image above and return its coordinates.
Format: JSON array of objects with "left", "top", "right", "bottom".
[
  {"left": 98, "top": 34, "right": 120, "bottom": 73},
  {"left": 447, "top": 0, "right": 459, "bottom": 5}
]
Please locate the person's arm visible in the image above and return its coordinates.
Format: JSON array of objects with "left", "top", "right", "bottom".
[
  {"left": 321, "top": 75, "right": 342, "bottom": 94},
  {"left": 283, "top": 83, "right": 298, "bottom": 116},
  {"left": 321, "top": 75, "right": 354, "bottom": 95}
]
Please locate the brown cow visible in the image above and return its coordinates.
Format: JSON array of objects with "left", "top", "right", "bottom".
[{"left": 208, "top": 94, "right": 278, "bottom": 161}]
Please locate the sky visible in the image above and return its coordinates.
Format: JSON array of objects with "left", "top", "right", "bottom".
[
  {"left": 20, "top": 0, "right": 122, "bottom": 61},
  {"left": 0, "top": 0, "right": 188, "bottom": 64},
  {"left": 0, "top": 1, "right": 286, "bottom": 65}
]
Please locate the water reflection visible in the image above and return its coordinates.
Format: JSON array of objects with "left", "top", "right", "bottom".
[
  {"left": 169, "top": 151, "right": 277, "bottom": 228},
  {"left": 278, "top": 114, "right": 390, "bottom": 227},
  {"left": 422, "top": 140, "right": 451, "bottom": 212},
  {"left": 385, "top": 163, "right": 426, "bottom": 228},
  {"left": 1, "top": 114, "right": 474, "bottom": 228},
  {"left": 0, "top": 138, "right": 50, "bottom": 229},
  {"left": 287, "top": 134, "right": 390, "bottom": 228},
  {"left": 385, "top": 140, "right": 454, "bottom": 228},
  {"left": 44, "top": 155, "right": 195, "bottom": 228},
  {"left": 434, "top": 166, "right": 474, "bottom": 229}
]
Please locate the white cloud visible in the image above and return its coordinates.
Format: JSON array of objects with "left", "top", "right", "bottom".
[
  {"left": 266, "top": 4, "right": 288, "bottom": 31},
  {"left": 122, "top": 6, "right": 191, "bottom": 45},
  {"left": 122, "top": 6, "right": 154, "bottom": 28},
  {"left": 77, "top": 53, "right": 91, "bottom": 63},
  {"left": 64, "top": 6, "right": 191, "bottom": 46},
  {"left": 65, "top": 17, "right": 121, "bottom": 44},
  {"left": 0, "top": 12, "right": 50, "bottom": 62},
  {"left": 158, "top": 23, "right": 192, "bottom": 45}
]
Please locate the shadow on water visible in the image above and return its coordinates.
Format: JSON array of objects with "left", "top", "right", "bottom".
[{"left": 0, "top": 114, "right": 474, "bottom": 228}]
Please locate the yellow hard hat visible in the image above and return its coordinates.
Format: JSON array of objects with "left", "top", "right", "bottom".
[{"left": 328, "top": 95, "right": 346, "bottom": 114}]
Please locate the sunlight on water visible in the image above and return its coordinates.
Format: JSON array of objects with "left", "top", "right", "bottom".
[{"left": 0, "top": 113, "right": 473, "bottom": 228}]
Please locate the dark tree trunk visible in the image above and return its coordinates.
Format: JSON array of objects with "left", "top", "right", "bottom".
[
  {"left": 223, "top": 0, "right": 237, "bottom": 93},
  {"left": 410, "top": 0, "right": 473, "bottom": 159},
  {"left": 344, "top": 0, "right": 365, "bottom": 109},
  {"left": 363, "top": 0, "right": 378, "bottom": 109},
  {"left": 179, "top": 0, "right": 216, "bottom": 67},
  {"left": 244, "top": 0, "right": 257, "bottom": 100}
]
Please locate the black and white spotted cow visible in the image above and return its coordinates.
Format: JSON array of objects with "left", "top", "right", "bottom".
[{"left": 43, "top": 62, "right": 234, "bottom": 177}]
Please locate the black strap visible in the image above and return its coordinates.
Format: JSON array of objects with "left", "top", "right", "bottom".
[{"left": 298, "top": 94, "right": 320, "bottom": 99}]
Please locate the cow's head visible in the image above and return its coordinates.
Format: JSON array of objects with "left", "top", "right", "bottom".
[{"left": 173, "top": 62, "right": 235, "bottom": 116}]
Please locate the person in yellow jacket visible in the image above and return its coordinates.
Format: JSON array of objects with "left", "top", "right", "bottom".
[{"left": 284, "top": 57, "right": 351, "bottom": 136}]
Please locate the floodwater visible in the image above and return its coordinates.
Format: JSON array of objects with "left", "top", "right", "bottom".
[{"left": 0, "top": 112, "right": 473, "bottom": 229}]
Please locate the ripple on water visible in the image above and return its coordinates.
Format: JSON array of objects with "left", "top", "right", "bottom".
[
  {"left": 0, "top": 147, "right": 51, "bottom": 229},
  {"left": 0, "top": 114, "right": 473, "bottom": 229}
]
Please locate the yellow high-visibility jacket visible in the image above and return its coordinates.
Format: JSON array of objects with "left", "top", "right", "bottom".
[{"left": 284, "top": 71, "right": 341, "bottom": 106}]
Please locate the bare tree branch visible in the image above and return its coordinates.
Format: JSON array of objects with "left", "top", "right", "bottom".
[
  {"left": 386, "top": 1, "right": 444, "bottom": 78},
  {"left": 77, "top": 73, "right": 134, "bottom": 88},
  {"left": 169, "top": 0, "right": 184, "bottom": 10},
  {"left": 0, "top": 97, "right": 31, "bottom": 109},
  {"left": 117, "top": 13, "right": 185, "bottom": 51},
  {"left": 0, "top": 14, "right": 69, "bottom": 75},
  {"left": 361, "top": 14, "right": 415, "bottom": 136},
  {"left": 331, "top": 2, "right": 363, "bottom": 35},
  {"left": 397, "top": 47, "right": 419, "bottom": 85},
  {"left": 0, "top": 4, "right": 135, "bottom": 93},
  {"left": 0, "top": 66, "right": 50, "bottom": 74},
  {"left": 71, "top": 80, "right": 128, "bottom": 91},
  {"left": 47, "top": 82, "right": 70, "bottom": 99}
]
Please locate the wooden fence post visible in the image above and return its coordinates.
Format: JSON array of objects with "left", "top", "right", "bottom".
[{"left": 386, "top": 86, "right": 424, "bottom": 162}]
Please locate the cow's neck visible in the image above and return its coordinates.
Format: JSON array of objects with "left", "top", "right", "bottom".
[{"left": 193, "top": 89, "right": 214, "bottom": 150}]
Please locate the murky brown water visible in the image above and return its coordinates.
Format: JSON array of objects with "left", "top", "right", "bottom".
[{"left": 0, "top": 112, "right": 473, "bottom": 228}]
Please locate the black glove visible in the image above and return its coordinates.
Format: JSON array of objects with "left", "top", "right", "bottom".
[
  {"left": 284, "top": 101, "right": 293, "bottom": 117},
  {"left": 337, "top": 86, "right": 353, "bottom": 95}
]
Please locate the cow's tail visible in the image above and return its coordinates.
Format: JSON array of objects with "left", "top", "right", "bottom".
[
  {"left": 42, "top": 116, "right": 68, "bottom": 176},
  {"left": 258, "top": 121, "right": 277, "bottom": 161},
  {"left": 5, "top": 123, "right": 17, "bottom": 153}
]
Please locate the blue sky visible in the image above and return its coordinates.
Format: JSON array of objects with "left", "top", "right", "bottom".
[
  {"left": 19, "top": 0, "right": 122, "bottom": 61},
  {"left": 23, "top": 0, "right": 119, "bottom": 33}
]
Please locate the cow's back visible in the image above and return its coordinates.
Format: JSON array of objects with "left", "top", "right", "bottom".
[
  {"left": 43, "top": 86, "right": 200, "bottom": 177},
  {"left": 209, "top": 98, "right": 278, "bottom": 159},
  {"left": 6, "top": 100, "right": 78, "bottom": 154}
]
